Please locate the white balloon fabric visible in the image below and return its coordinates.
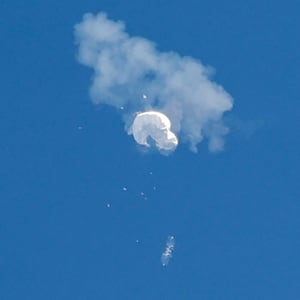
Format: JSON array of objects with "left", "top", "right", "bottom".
[{"left": 131, "top": 111, "right": 178, "bottom": 151}]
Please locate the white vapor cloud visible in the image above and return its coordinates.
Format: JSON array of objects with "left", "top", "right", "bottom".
[{"left": 74, "top": 12, "right": 233, "bottom": 152}]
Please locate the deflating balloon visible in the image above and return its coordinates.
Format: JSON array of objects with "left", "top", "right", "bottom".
[{"left": 131, "top": 111, "right": 178, "bottom": 151}]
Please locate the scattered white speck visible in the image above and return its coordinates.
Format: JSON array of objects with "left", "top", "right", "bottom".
[
  {"left": 136, "top": 239, "right": 139, "bottom": 244},
  {"left": 77, "top": 125, "right": 83, "bottom": 130},
  {"left": 142, "top": 94, "right": 148, "bottom": 99},
  {"left": 122, "top": 187, "right": 127, "bottom": 191},
  {"left": 106, "top": 203, "right": 111, "bottom": 208},
  {"left": 120, "top": 106, "right": 124, "bottom": 110},
  {"left": 140, "top": 192, "right": 148, "bottom": 200},
  {"left": 153, "top": 186, "right": 157, "bottom": 191},
  {"left": 149, "top": 171, "right": 153, "bottom": 175}
]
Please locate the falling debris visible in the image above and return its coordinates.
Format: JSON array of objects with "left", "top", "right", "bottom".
[
  {"left": 161, "top": 235, "right": 175, "bottom": 266},
  {"left": 139, "top": 192, "right": 148, "bottom": 200},
  {"left": 131, "top": 111, "right": 178, "bottom": 152}
]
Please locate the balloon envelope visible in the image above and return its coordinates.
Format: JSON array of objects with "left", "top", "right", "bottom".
[{"left": 131, "top": 111, "right": 178, "bottom": 151}]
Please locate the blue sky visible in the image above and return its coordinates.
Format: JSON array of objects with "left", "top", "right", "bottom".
[{"left": 1, "top": 1, "right": 300, "bottom": 299}]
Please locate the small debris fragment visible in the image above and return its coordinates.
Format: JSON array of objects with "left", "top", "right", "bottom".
[{"left": 161, "top": 235, "right": 175, "bottom": 266}]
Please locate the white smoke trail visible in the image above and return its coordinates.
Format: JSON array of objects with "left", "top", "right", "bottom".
[{"left": 74, "top": 12, "right": 233, "bottom": 152}]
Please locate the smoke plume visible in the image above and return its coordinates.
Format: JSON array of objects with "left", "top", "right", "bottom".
[{"left": 74, "top": 12, "right": 233, "bottom": 152}]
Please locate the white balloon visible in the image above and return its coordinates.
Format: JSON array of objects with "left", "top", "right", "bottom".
[{"left": 131, "top": 111, "right": 178, "bottom": 151}]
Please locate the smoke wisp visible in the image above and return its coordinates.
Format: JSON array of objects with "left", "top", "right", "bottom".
[{"left": 74, "top": 12, "right": 233, "bottom": 152}]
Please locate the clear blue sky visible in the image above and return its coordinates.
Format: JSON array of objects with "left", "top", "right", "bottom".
[{"left": 1, "top": 1, "right": 299, "bottom": 299}]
